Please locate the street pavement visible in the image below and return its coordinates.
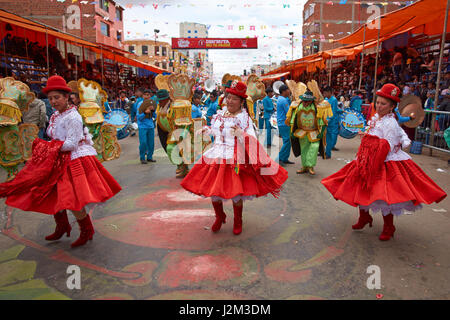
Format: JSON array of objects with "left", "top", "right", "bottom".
[{"left": 0, "top": 131, "right": 449, "bottom": 300}]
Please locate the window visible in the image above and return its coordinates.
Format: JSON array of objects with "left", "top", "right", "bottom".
[
  {"left": 142, "top": 45, "right": 148, "bottom": 55},
  {"left": 116, "top": 31, "right": 122, "bottom": 41},
  {"left": 195, "top": 30, "right": 198, "bottom": 33},
  {"left": 100, "top": 22, "right": 110, "bottom": 37},
  {"left": 304, "top": 4, "right": 315, "bottom": 20},
  {"left": 188, "top": 30, "right": 191, "bottom": 33},
  {"left": 162, "top": 47, "right": 167, "bottom": 56},
  {"left": 155, "top": 62, "right": 160, "bottom": 67},
  {"left": 129, "top": 46, "right": 135, "bottom": 54},
  {"left": 312, "top": 39, "right": 319, "bottom": 53},
  {"left": 314, "top": 23, "right": 320, "bottom": 34},
  {"left": 100, "top": 0, "right": 109, "bottom": 11},
  {"left": 162, "top": 62, "right": 167, "bottom": 70},
  {"left": 116, "top": 8, "right": 122, "bottom": 21},
  {"left": 154, "top": 46, "right": 160, "bottom": 56}
]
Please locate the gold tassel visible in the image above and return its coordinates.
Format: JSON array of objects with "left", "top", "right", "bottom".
[
  {"left": 78, "top": 106, "right": 100, "bottom": 118},
  {"left": 0, "top": 103, "right": 22, "bottom": 122},
  {"left": 316, "top": 101, "right": 333, "bottom": 120}
]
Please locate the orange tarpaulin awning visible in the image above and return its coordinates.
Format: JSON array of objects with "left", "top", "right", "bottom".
[
  {"left": 0, "top": 9, "right": 96, "bottom": 48},
  {"left": 265, "top": 24, "right": 419, "bottom": 77},
  {"left": 260, "top": 72, "right": 290, "bottom": 81},
  {"left": 90, "top": 46, "right": 170, "bottom": 74},
  {"left": 338, "top": 0, "right": 450, "bottom": 45},
  {"left": 323, "top": 26, "right": 417, "bottom": 59},
  {"left": 0, "top": 9, "right": 170, "bottom": 75}
]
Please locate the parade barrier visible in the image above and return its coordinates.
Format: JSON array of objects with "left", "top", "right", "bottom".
[{"left": 415, "top": 110, "right": 450, "bottom": 154}]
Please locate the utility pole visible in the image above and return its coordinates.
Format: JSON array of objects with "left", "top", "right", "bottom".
[
  {"left": 154, "top": 29, "right": 160, "bottom": 48},
  {"left": 289, "top": 32, "right": 294, "bottom": 61}
]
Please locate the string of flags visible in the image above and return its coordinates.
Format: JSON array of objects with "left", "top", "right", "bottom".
[
  {"left": 125, "top": 20, "right": 300, "bottom": 30},
  {"left": 53, "top": 0, "right": 414, "bottom": 8}
]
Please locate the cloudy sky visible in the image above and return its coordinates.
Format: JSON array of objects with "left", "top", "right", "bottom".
[{"left": 116, "top": 0, "right": 308, "bottom": 81}]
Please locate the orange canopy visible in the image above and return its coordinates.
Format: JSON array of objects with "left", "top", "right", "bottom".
[
  {"left": 0, "top": 9, "right": 169, "bottom": 74},
  {"left": 338, "top": 0, "right": 450, "bottom": 45},
  {"left": 0, "top": 9, "right": 96, "bottom": 48},
  {"left": 264, "top": 53, "right": 327, "bottom": 77},
  {"left": 260, "top": 72, "right": 290, "bottom": 81},
  {"left": 90, "top": 46, "right": 169, "bottom": 74}
]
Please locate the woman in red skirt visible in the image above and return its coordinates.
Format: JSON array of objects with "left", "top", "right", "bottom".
[
  {"left": 322, "top": 84, "right": 446, "bottom": 241},
  {"left": 181, "top": 81, "right": 288, "bottom": 235},
  {"left": 0, "top": 76, "right": 121, "bottom": 247}
]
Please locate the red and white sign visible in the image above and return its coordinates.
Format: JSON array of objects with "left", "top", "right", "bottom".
[{"left": 172, "top": 38, "right": 258, "bottom": 49}]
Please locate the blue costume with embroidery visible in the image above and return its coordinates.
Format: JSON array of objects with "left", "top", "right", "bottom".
[
  {"left": 137, "top": 107, "right": 156, "bottom": 162},
  {"left": 277, "top": 95, "right": 291, "bottom": 162},
  {"left": 191, "top": 104, "right": 202, "bottom": 119},
  {"left": 349, "top": 95, "right": 363, "bottom": 113},
  {"left": 262, "top": 95, "right": 274, "bottom": 146},
  {"left": 325, "top": 95, "right": 343, "bottom": 158},
  {"left": 206, "top": 99, "right": 219, "bottom": 126},
  {"left": 131, "top": 97, "right": 144, "bottom": 123}
]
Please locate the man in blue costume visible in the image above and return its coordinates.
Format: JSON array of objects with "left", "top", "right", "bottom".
[
  {"left": 131, "top": 87, "right": 145, "bottom": 123},
  {"left": 349, "top": 90, "right": 363, "bottom": 113},
  {"left": 206, "top": 90, "right": 219, "bottom": 126},
  {"left": 191, "top": 93, "right": 203, "bottom": 119},
  {"left": 262, "top": 87, "right": 275, "bottom": 147},
  {"left": 323, "top": 86, "right": 342, "bottom": 159},
  {"left": 277, "top": 84, "right": 294, "bottom": 165}
]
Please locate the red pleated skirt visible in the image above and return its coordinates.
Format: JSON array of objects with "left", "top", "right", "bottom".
[
  {"left": 321, "top": 159, "right": 447, "bottom": 208},
  {"left": 181, "top": 157, "right": 288, "bottom": 200},
  {"left": 6, "top": 156, "right": 122, "bottom": 215}
]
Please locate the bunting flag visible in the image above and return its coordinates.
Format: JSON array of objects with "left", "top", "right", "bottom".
[
  {"left": 117, "top": 0, "right": 402, "bottom": 10},
  {"left": 51, "top": 0, "right": 406, "bottom": 7}
]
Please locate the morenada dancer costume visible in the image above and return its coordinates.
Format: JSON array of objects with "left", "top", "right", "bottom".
[
  {"left": 321, "top": 84, "right": 447, "bottom": 241},
  {"left": 0, "top": 77, "right": 39, "bottom": 181},
  {"left": 155, "top": 74, "right": 209, "bottom": 178},
  {"left": 0, "top": 76, "right": 122, "bottom": 248},
  {"left": 285, "top": 80, "right": 332, "bottom": 175},
  {"left": 76, "top": 79, "right": 121, "bottom": 162},
  {"left": 181, "top": 81, "right": 288, "bottom": 235}
]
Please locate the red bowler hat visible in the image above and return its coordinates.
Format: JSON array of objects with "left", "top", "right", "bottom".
[
  {"left": 376, "top": 83, "right": 401, "bottom": 103},
  {"left": 42, "top": 75, "right": 72, "bottom": 95},
  {"left": 226, "top": 80, "right": 248, "bottom": 99}
]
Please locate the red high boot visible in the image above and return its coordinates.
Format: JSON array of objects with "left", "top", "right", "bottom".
[
  {"left": 232, "top": 203, "right": 243, "bottom": 235},
  {"left": 211, "top": 201, "right": 226, "bottom": 232},
  {"left": 71, "top": 215, "right": 95, "bottom": 248},
  {"left": 45, "top": 210, "right": 72, "bottom": 241},
  {"left": 379, "top": 213, "right": 396, "bottom": 241},
  {"left": 352, "top": 208, "right": 373, "bottom": 230}
]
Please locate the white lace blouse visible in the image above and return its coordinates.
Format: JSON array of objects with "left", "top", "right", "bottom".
[
  {"left": 366, "top": 113, "right": 411, "bottom": 162},
  {"left": 46, "top": 106, "right": 97, "bottom": 160},
  {"left": 203, "top": 108, "right": 257, "bottom": 160}
]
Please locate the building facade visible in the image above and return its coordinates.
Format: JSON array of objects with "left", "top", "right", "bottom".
[
  {"left": 178, "top": 22, "right": 212, "bottom": 79},
  {"left": 123, "top": 40, "right": 184, "bottom": 73},
  {"left": 250, "top": 63, "right": 280, "bottom": 77},
  {"left": 302, "top": 0, "right": 413, "bottom": 57},
  {"left": 0, "top": 0, "right": 125, "bottom": 50}
]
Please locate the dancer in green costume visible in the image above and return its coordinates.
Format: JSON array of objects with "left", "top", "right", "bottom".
[{"left": 286, "top": 83, "right": 332, "bottom": 175}]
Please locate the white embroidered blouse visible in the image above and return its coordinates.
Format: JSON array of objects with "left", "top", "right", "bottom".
[
  {"left": 366, "top": 113, "right": 411, "bottom": 162},
  {"left": 46, "top": 106, "right": 97, "bottom": 160},
  {"left": 203, "top": 108, "right": 257, "bottom": 160}
]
